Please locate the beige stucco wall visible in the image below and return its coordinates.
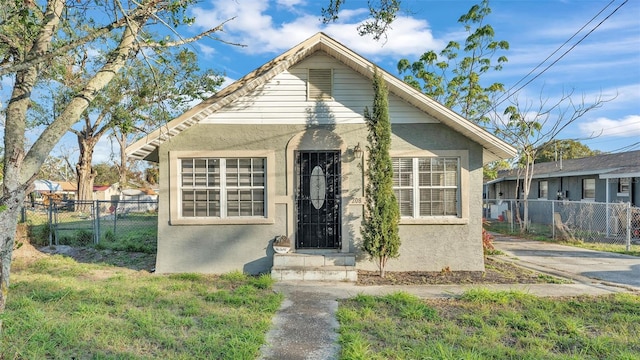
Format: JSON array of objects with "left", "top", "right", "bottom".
[{"left": 155, "top": 122, "right": 485, "bottom": 274}]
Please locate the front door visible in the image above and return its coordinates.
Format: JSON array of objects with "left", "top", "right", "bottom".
[{"left": 296, "top": 151, "right": 342, "bottom": 249}]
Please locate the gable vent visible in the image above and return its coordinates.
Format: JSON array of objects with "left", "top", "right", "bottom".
[{"left": 308, "top": 69, "right": 333, "bottom": 100}]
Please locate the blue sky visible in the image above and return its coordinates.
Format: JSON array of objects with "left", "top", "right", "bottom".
[{"left": 3, "top": 0, "right": 639, "bottom": 165}]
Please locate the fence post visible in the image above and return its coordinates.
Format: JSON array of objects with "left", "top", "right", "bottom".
[
  {"left": 114, "top": 201, "right": 118, "bottom": 238},
  {"left": 53, "top": 205, "right": 59, "bottom": 246},
  {"left": 606, "top": 202, "right": 611, "bottom": 237},
  {"left": 627, "top": 202, "right": 632, "bottom": 252},
  {"left": 95, "top": 201, "right": 101, "bottom": 244},
  {"left": 552, "top": 200, "right": 555, "bottom": 240},
  {"left": 48, "top": 201, "right": 53, "bottom": 247},
  {"left": 510, "top": 200, "right": 515, "bottom": 233}
]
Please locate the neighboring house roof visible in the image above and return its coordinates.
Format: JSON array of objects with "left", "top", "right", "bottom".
[
  {"left": 57, "top": 181, "right": 77, "bottom": 192},
  {"left": 488, "top": 150, "right": 640, "bottom": 184},
  {"left": 93, "top": 185, "right": 112, "bottom": 192},
  {"left": 121, "top": 188, "right": 157, "bottom": 196},
  {"left": 126, "top": 32, "right": 516, "bottom": 164},
  {"left": 33, "top": 180, "right": 62, "bottom": 192}
]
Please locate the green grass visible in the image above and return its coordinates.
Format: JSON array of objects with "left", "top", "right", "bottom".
[
  {"left": 2, "top": 257, "right": 283, "bottom": 359},
  {"left": 338, "top": 290, "right": 640, "bottom": 359}
]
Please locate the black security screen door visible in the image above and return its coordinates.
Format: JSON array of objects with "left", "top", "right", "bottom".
[{"left": 296, "top": 151, "right": 342, "bottom": 249}]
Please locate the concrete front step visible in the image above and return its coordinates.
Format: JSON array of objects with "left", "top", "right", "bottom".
[
  {"left": 272, "top": 253, "right": 357, "bottom": 281},
  {"left": 273, "top": 253, "right": 356, "bottom": 267},
  {"left": 271, "top": 265, "right": 357, "bottom": 282}
]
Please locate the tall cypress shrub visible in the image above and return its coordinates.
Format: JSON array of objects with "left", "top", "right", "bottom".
[{"left": 361, "top": 68, "right": 400, "bottom": 278}]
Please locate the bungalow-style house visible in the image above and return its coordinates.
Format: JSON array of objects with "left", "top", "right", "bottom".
[
  {"left": 485, "top": 150, "right": 640, "bottom": 206},
  {"left": 126, "top": 32, "right": 516, "bottom": 278}
]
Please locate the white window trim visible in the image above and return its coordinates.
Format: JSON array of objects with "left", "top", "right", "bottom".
[
  {"left": 538, "top": 180, "right": 548, "bottom": 199},
  {"left": 390, "top": 150, "right": 469, "bottom": 225},
  {"left": 617, "top": 177, "right": 630, "bottom": 197},
  {"left": 582, "top": 178, "right": 596, "bottom": 202},
  {"left": 169, "top": 150, "right": 276, "bottom": 225}
]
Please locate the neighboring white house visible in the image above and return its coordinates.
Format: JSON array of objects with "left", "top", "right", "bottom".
[{"left": 93, "top": 183, "right": 120, "bottom": 201}]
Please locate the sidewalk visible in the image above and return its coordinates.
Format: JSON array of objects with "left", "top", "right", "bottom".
[{"left": 259, "top": 235, "right": 640, "bottom": 359}]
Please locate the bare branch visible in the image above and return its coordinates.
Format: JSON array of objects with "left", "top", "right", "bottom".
[{"left": 140, "top": 18, "right": 236, "bottom": 48}]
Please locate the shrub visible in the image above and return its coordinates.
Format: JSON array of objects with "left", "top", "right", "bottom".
[
  {"left": 28, "top": 223, "right": 52, "bottom": 247},
  {"left": 73, "top": 230, "right": 94, "bottom": 246},
  {"left": 482, "top": 219, "right": 495, "bottom": 253},
  {"left": 103, "top": 230, "right": 116, "bottom": 242}
]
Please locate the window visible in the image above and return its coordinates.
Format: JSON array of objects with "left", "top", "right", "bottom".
[
  {"left": 582, "top": 178, "right": 595, "bottom": 200},
  {"left": 180, "top": 158, "right": 265, "bottom": 218},
  {"left": 538, "top": 181, "right": 548, "bottom": 199},
  {"left": 392, "top": 157, "right": 459, "bottom": 217},
  {"left": 308, "top": 69, "right": 332, "bottom": 100},
  {"left": 618, "top": 178, "right": 630, "bottom": 195}
]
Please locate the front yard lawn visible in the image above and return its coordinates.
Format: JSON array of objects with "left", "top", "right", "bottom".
[
  {"left": 2, "top": 255, "right": 283, "bottom": 359},
  {"left": 338, "top": 290, "right": 640, "bottom": 359}
]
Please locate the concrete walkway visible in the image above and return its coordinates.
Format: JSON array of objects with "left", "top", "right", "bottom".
[{"left": 259, "top": 235, "right": 640, "bottom": 359}]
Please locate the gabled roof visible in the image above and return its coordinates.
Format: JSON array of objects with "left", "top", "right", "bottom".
[
  {"left": 489, "top": 150, "right": 640, "bottom": 183},
  {"left": 126, "top": 32, "right": 516, "bottom": 164}
]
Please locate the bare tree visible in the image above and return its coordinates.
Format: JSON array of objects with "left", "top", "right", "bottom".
[{"left": 493, "top": 90, "right": 611, "bottom": 232}]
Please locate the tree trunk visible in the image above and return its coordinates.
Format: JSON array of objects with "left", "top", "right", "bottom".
[
  {"left": 76, "top": 137, "right": 98, "bottom": 213},
  {"left": 115, "top": 132, "right": 128, "bottom": 186},
  {"left": 0, "top": 181, "right": 26, "bottom": 334}
]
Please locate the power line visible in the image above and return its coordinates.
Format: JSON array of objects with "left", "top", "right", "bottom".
[
  {"left": 608, "top": 141, "right": 640, "bottom": 153},
  {"left": 487, "top": 0, "right": 628, "bottom": 114},
  {"left": 495, "top": 0, "right": 617, "bottom": 105}
]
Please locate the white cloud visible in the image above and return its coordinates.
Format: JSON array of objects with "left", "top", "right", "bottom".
[
  {"left": 331, "top": 8, "right": 369, "bottom": 22},
  {"left": 191, "top": 1, "right": 441, "bottom": 59},
  {"left": 326, "top": 16, "right": 442, "bottom": 59},
  {"left": 220, "top": 76, "right": 236, "bottom": 89},
  {"left": 197, "top": 43, "right": 216, "bottom": 57},
  {"left": 579, "top": 115, "right": 640, "bottom": 138},
  {"left": 276, "top": 0, "right": 306, "bottom": 8}
]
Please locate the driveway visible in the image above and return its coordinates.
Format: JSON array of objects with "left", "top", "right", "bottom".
[{"left": 493, "top": 234, "right": 640, "bottom": 291}]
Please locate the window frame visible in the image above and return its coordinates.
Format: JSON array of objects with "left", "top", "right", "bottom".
[
  {"left": 618, "top": 177, "right": 630, "bottom": 196},
  {"left": 538, "top": 180, "right": 548, "bottom": 199},
  {"left": 169, "top": 150, "right": 275, "bottom": 225},
  {"left": 582, "top": 178, "right": 596, "bottom": 201},
  {"left": 390, "top": 150, "right": 469, "bottom": 225}
]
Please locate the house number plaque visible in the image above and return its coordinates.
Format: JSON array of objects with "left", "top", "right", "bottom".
[{"left": 310, "top": 166, "right": 326, "bottom": 209}]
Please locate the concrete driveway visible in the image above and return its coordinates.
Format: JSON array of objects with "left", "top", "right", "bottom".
[{"left": 493, "top": 234, "right": 640, "bottom": 291}]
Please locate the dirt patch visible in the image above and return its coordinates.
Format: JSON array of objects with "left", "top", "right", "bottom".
[
  {"left": 12, "top": 224, "right": 47, "bottom": 265},
  {"left": 38, "top": 246, "right": 156, "bottom": 271},
  {"left": 357, "top": 257, "right": 565, "bottom": 285}
]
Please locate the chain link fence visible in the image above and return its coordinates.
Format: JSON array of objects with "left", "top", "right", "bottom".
[
  {"left": 484, "top": 199, "right": 640, "bottom": 250},
  {"left": 22, "top": 199, "right": 158, "bottom": 249}
]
